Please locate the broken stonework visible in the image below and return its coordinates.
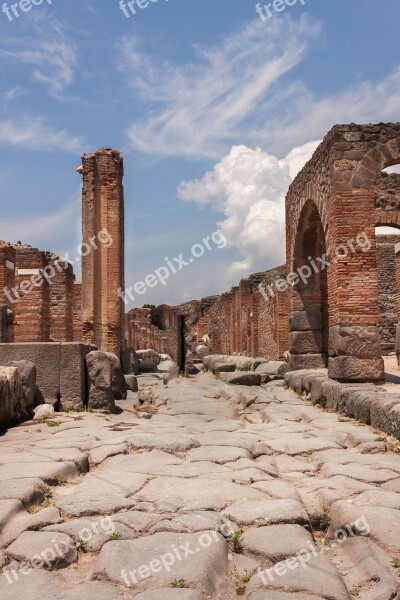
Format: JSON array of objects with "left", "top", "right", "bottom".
[{"left": 85, "top": 351, "right": 116, "bottom": 412}]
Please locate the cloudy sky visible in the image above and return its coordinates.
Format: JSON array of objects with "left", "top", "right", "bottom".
[{"left": 0, "top": 0, "right": 399, "bottom": 305}]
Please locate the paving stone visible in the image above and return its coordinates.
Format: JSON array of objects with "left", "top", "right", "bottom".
[
  {"left": 248, "top": 553, "right": 350, "bottom": 600},
  {"left": 320, "top": 462, "right": 399, "bottom": 484},
  {"left": 91, "top": 531, "right": 228, "bottom": 596},
  {"left": 219, "top": 372, "right": 261, "bottom": 386},
  {"left": 134, "top": 477, "right": 265, "bottom": 510},
  {"left": 57, "top": 495, "right": 135, "bottom": 518},
  {"left": 0, "top": 461, "right": 79, "bottom": 484},
  {"left": 89, "top": 443, "right": 128, "bottom": 466},
  {"left": 223, "top": 499, "right": 309, "bottom": 526},
  {"left": 0, "top": 478, "right": 46, "bottom": 506},
  {"left": 242, "top": 524, "right": 315, "bottom": 564},
  {"left": 353, "top": 488, "right": 400, "bottom": 508},
  {"left": 69, "top": 471, "right": 148, "bottom": 497},
  {"left": 249, "top": 480, "right": 301, "bottom": 502},
  {"left": 127, "top": 432, "right": 200, "bottom": 453},
  {"left": 329, "top": 536, "right": 400, "bottom": 600},
  {"left": 329, "top": 500, "right": 400, "bottom": 553},
  {"left": 5, "top": 531, "right": 77, "bottom": 569},
  {"left": 26, "top": 507, "right": 62, "bottom": 530},
  {"left": 134, "top": 591, "right": 204, "bottom": 600},
  {"left": 0, "top": 570, "right": 128, "bottom": 599},
  {"left": 189, "top": 445, "right": 250, "bottom": 464}
]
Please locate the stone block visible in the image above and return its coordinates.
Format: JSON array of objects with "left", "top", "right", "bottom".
[
  {"left": 219, "top": 371, "right": 261, "bottom": 386},
  {"left": 289, "top": 331, "right": 323, "bottom": 354},
  {"left": 0, "top": 366, "right": 25, "bottom": 427},
  {"left": 60, "top": 343, "right": 92, "bottom": 410},
  {"left": 4, "top": 360, "right": 36, "bottom": 411},
  {"left": 329, "top": 325, "right": 382, "bottom": 359},
  {"left": 106, "top": 352, "right": 127, "bottom": 400},
  {"left": 289, "top": 310, "right": 322, "bottom": 332},
  {"left": 289, "top": 353, "right": 327, "bottom": 370},
  {"left": 369, "top": 393, "right": 400, "bottom": 434},
  {"left": 136, "top": 349, "right": 161, "bottom": 366},
  {"left": 121, "top": 347, "right": 139, "bottom": 375},
  {"left": 328, "top": 356, "right": 384, "bottom": 382},
  {"left": 0, "top": 343, "right": 61, "bottom": 404},
  {"left": 215, "top": 362, "right": 235, "bottom": 373},
  {"left": 396, "top": 322, "right": 400, "bottom": 364},
  {"left": 124, "top": 374, "right": 138, "bottom": 392},
  {"left": 85, "top": 351, "right": 116, "bottom": 412}
]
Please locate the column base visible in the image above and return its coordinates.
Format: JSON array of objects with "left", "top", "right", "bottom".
[
  {"left": 328, "top": 356, "right": 384, "bottom": 382},
  {"left": 328, "top": 325, "right": 384, "bottom": 382},
  {"left": 289, "top": 353, "right": 327, "bottom": 370}
]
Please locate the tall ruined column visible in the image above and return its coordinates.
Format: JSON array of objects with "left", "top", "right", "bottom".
[{"left": 79, "top": 149, "right": 125, "bottom": 358}]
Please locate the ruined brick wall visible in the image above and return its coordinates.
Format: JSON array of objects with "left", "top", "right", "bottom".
[
  {"left": 13, "top": 245, "right": 51, "bottom": 342},
  {"left": 72, "top": 281, "right": 83, "bottom": 342},
  {"left": 159, "top": 266, "right": 289, "bottom": 363},
  {"left": 46, "top": 253, "right": 75, "bottom": 342},
  {"left": 125, "top": 308, "right": 167, "bottom": 354},
  {"left": 80, "top": 148, "right": 125, "bottom": 357},
  {"left": 376, "top": 235, "right": 400, "bottom": 353},
  {"left": 0, "top": 243, "right": 16, "bottom": 342}
]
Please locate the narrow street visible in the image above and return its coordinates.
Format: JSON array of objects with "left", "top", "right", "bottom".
[{"left": 0, "top": 372, "right": 400, "bottom": 599}]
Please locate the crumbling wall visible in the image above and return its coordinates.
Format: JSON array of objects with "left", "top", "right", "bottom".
[{"left": 376, "top": 235, "right": 400, "bottom": 353}]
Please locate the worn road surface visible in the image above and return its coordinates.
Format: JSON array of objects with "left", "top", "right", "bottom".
[{"left": 0, "top": 372, "right": 400, "bottom": 599}]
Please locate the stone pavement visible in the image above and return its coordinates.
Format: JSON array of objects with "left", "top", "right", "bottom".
[{"left": 0, "top": 372, "right": 399, "bottom": 599}]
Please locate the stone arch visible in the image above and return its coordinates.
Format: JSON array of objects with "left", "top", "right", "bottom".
[
  {"left": 286, "top": 123, "right": 400, "bottom": 382},
  {"left": 288, "top": 200, "right": 329, "bottom": 370}
]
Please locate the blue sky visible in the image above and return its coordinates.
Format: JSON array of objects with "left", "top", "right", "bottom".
[{"left": 0, "top": 0, "right": 399, "bottom": 305}]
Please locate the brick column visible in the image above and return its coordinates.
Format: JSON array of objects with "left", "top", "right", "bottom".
[
  {"left": 79, "top": 148, "right": 125, "bottom": 358},
  {"left": 327, "top": 191, "right": 383, "bottom": 381}
]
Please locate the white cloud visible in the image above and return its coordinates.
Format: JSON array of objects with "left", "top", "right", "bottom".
[
  {"left": 0, "top": 117, "right": 84, "bottom": 153},
  {"left": 178, "top": 141, "right": 320, "bottom": 274},
  {"left": 120, "top": 14, "right": 400, "bottom": 160},
  {"left": 121, "top": 16, "right": 320, "bottom": 159},
  {"left": 0, "top": 13, "right": 77, "bottom": 97}
]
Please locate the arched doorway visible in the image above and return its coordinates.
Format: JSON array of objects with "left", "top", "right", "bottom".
[{"left": 289, "top": 200, "right": 328, "bottom": 369}]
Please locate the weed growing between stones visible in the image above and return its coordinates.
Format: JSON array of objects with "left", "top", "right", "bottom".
[
  {"left": 229, "top": 531, "right": 244, "bottom": 554},
  {"left": 171, "top": 579, "right": 187, "bottom": 588}
]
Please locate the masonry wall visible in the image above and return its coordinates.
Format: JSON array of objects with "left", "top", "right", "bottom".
[
  {"left": 376, "top": 235, "right": 400, "bottom": 353},
  {"left": 126, "top": 308, "right": 167, "bottom": 354},
  {"left": 0, "top": 244, "right": 16, "bottom": 342}
]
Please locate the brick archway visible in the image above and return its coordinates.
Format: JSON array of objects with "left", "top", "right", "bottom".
[
  {"left": 289, "top": 199, "right": 329, "bottom": 370},
  {"left": 286, "top": 123, "right": 400, "bottom": 382}
]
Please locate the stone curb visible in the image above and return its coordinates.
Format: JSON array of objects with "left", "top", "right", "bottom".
[{"left": 284, "top": 369, "right": 400, "bottom": 440}]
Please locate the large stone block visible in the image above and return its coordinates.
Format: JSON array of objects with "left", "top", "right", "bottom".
[
  {"left": 4, "top": 360, "right": 36, "bottom": 411},
  {"left": 121, "top": 347, "right": 139, "bottom": 375},
  {"left": 329, "top": 325, "right": 382, "bottom": 359},
  {"left": 328, "top": 356, "right": 384, "bottom": 382},
  {"left": 0, "top": 343, "right": 60, "bottom": 404},
  {"left": 106, "top": 352, "right": 127, "bottom": 400},
  {"left": 0, "top": 366, "right": 25, "bottom": 427},
  {"left": 85, "top": 351, "right": 116, "bottom": 412},
  {"left": 60, "top": 343, "right": 93, "bottom": 410},
  {"left": 219, "top": 371, "right": 261, "bottom": 386},
  {"left": 289, "top": 310, "right": 322, "bottom": 332},
  {"left": 289, "top": 331, "right": 323, "bottom": 354},
  {"left": 289, "top": 353, "right": 327, "bottom": 370}
]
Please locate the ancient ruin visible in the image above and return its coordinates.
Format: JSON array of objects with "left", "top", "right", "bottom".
[{"left": 1, "top": 124, "right": 400, "bottom": 599}]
